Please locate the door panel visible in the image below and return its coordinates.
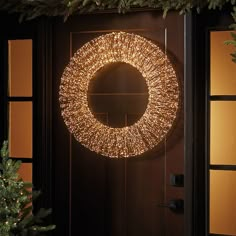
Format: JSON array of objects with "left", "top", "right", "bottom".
[{"left": 52, "top": 11, "right": 184, "bottom": 236}]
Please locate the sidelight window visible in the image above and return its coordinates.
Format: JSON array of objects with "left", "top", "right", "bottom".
[
  {"left": 209, "top": 30, "right": 236, "bottom": 236},
  {"left": 8, "top": 39, "right": 33, "bottom": 183}
]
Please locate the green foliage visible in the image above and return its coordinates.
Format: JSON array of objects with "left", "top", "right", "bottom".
[
  {"left": 0, "top": 0, "right": 233, "bottom": 21},
  {"left": 0, "top": 141, "right": 55, "bottom": 236},
  {"left": 207, "top": 0, "right": 235, "bottom": 10},
  {"left": 230, "top": 6, "right": 236, "bottom": 29},
  {"left": 225, "top": 32, "right": 236, "bottom": 62}
]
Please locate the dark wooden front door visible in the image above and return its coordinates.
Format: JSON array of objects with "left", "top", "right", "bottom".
[{"left": 51, "top": 11, "right": 184, "bottom": 236}]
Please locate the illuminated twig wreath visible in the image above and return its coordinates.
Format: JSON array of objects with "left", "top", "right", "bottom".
[{"left": 59, "top": 31, "right": 180, "bottom": 158}]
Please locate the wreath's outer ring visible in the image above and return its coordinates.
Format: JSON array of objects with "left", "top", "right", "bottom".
[{"left": 59, "top": 32, "right": 180, "bottom": 158}]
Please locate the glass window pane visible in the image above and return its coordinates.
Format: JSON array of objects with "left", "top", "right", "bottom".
[
  {"left": 210, "top": 31, "right": 236, "bottom": 95},
  {"left": 210, "top": 170, "right": 236, "bottom": 235},
  {"left": 18, "top": 163, "right": 32, "bottom": 183},
  {"left": 9, "top": 102, "right": 32, "bottom": 158},
  {"left": 18, "top": 163, "right": 32, "bottom": 209},
  {"left": 210, "top": 101, "right": 236, "bottom": 165},
  {"left": 8, "top": 39, "right": 32, "bottom": 97}
]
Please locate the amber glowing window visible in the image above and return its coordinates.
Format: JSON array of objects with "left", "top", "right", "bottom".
[
  {"left": 210, "top": 170, "right": 236, "bottom": 235},
  {"left": 7, "top": 39, "right": 33, "bottom": 190},
  {"left": 8, "top": 40, "right": 32, "bottom": 97},
  {"left": 210, "top": 101, "right": 236, "bottom": 165},
  {"left": 8, "top": 39, "right": 33, "bottom": 159},
  {"left": 18, "top": 163, "right": 32, "bottom": 183},
  {"left": 9, "top": 102, "right": 32, "bottom": 158},
  {"left": 209, "top": 30, "right": 236, "bottom": 236},
  {"left": 210, "top": 31, "right": 236, "bottom": 95}
]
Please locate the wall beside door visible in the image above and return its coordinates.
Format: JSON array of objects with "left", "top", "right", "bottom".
[
  {"left": 0, "top": 11, "right": 54, "bottom": 211},
  {"left": 51, "top": 11, "right": 184, "bottom": 236}
]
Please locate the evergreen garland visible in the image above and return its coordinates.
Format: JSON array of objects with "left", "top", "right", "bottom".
[
  {"left": 0, "top": 141, "right": 55, "bottom": 236},
  {"left": 0, "top": 0, "right": 234, "bottom": 21},
  {"left": 225, "top": 6, "right": 236, "bottom": 63},
  {"left": 0, "top": 0, "right": 235, "bottom": 62}
]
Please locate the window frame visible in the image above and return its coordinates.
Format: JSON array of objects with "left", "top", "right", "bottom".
[{"left": 207, "top": 28, "right": 236, "bottom": 236}]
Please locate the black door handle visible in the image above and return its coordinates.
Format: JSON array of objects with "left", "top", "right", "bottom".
[{"left": 158, "top": 199, "right": 184, "bottom": 212}]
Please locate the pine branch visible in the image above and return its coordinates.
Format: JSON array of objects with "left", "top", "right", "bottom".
[{"left": 0, "top": 141, "right": 56, "bottom": 235}]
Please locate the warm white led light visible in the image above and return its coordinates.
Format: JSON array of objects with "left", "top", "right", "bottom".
[{"left": 59, "top": 31, "right": 180, "bottom": 158}]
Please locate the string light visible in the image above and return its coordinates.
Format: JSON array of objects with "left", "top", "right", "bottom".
[{"left": 59, "top": 31, "right": 180, "bottom": 158}]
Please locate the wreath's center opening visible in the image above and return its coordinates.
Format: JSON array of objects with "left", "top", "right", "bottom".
[{"left": 88, "top": 62, "right": 149, "bottom": 128}]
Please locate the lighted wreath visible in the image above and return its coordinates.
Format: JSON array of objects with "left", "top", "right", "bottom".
[{"left": 59, "top": 31, "right": 180, "bottom": 158}]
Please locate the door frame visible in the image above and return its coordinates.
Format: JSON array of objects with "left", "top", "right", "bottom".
[
  {"left": 184, "top": 13, "right": 194, "bottom": 236},
  {"left": 4, "top": 8, "right": 234, "bottom": 236},
  {"left": 186, "top": 7, "right": 235, "bottom": 236}
]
